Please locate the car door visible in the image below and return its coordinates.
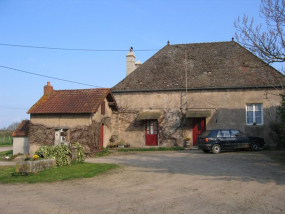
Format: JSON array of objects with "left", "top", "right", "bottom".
[
  {"left": 240, "top": 132, "right": 250, "bottom": 149},
  {"left": 217, "top": 130, "right": 233, "bottom": 150},
  {"left": 230, "top": 130, "right": 242, "bottom": 149}
]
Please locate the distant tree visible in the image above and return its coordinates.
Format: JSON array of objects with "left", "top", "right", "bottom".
[
  {"left": 7, "top": 122, "right": 20, "bottom": 131},
  {"left": 235, "top": 0, "right": 285, "bottom": 66},
  {"left": 0, "top": 127, "right": 7, "bottom": 131}
]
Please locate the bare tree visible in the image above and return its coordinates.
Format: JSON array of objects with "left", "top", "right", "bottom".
[
  {"left": 7, "top": 122, "right": 20, "bottom": 131},
  {"left": 235, "top": 0, "right": 285, "bottom": 65}
]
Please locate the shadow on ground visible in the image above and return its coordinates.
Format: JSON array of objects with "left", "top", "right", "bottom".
[{"left": 87, "top": 150, "right": 285, "bottom": 186}]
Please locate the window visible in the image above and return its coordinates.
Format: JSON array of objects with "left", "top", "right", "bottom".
[
  {"left": 146, "top": 120, "right": 157, "bottom": 135},
  {"left": 246, "top": 104, "right": 263, "bottom": 125},
  {"left": 101, "top": 101, "right": 105, "bottom": 115},
  {"left": 217, "top": 130, "right": 230, "bottom": 137},
  {"left": 54, "top": 128, "right": 69, "bottom": 145},
  {"left": 230, "top": 130, "right": 243, "bottom": 137}
]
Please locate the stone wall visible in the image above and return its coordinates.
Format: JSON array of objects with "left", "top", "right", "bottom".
[
  {"left": 29, "top": 123, "right": 55, "bottom": 153},
  {"left": 111, "top": 109, "right": 192, "bottom": 147},
  {"left": 113, "top": 88, "right": 282, "bottom": 147},
  {"left": 15, "top": 159, "right": 56, "bottom": 173},
  {"left": 29, "top": 116, "right": 112, "bottom": 155}
]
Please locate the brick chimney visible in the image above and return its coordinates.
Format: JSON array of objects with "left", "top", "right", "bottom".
[
  {"left": 44, "top": 82, "right": 53, "bottom": 96},
  {"left": 126, "top": 47, "right": 136, "bottom": 76}
]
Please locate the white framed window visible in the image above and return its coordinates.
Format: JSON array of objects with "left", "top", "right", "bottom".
[{"left": 246, "top": 104, "right": 263, "bottom": 125}]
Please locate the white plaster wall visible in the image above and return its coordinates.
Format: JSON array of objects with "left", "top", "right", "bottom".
[
  {"left": 30, "top": 113, "right": 92, "bottom": 127},
  {"left": 13, "top": 137, "right": 29, "bottom": 155}
]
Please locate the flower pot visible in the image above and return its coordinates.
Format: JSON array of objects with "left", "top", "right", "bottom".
[{"left": 185, "top": 140, "right": 191, "bottom": 148}]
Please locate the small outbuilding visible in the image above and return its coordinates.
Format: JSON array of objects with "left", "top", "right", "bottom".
[
  {"left": 27, "top": 82, "right": 118, "bottom": 155},
  {"left": 12, "top": 120, "right": 30, "bottom": 155}
]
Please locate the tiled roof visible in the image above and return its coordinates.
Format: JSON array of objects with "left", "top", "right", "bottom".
[
  {"left": 113, "top": 41, "right": 285, "bottom": 91},
  {"left": 12, "top": 120, "right": 30, "bottom": 137},
  {"left": 27, "top": 88, "right": 118, "bottom": 114}
]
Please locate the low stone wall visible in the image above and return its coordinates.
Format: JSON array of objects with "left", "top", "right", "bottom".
[{"left": 15, "top": 159, "right": 56, "bottom": 173}]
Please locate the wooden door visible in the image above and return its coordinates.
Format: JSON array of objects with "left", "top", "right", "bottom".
[
  {"left": 100, "top": 124, "right": 104, "bottom": 151},
  {"left": 193, "top": 118, "right": 206, "bottom": 146},
  {"left": 145, "top": 120, "right": 158, "bottom": 146}
]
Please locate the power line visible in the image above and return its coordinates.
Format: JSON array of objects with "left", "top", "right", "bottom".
[
  {"left": 0, "top": 43, "right": 159, "bottom": 52},
  {"left": 0, "top": 65, "right": 101, "bottom": 88},
  {"left": 0, "top": 106, "right": 27, "bottom": 110}
]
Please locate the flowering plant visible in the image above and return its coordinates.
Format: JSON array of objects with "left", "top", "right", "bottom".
[{"left": 33, "top": 154, "right": 39, "bottom": 161}]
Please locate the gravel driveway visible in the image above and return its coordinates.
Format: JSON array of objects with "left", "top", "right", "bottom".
[{"left": 0, "top": 150, "right": 285, "bottom": 214}]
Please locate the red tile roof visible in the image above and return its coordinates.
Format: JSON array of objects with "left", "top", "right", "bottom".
[
  {"left": 12, "top": 120, "right": 30, "bottom": 137},
  {"left": 27, "top": 88, "right": 118, "bottom": 114}
]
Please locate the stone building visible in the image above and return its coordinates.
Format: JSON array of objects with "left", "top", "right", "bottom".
[
  {"left": 112, "top": 41, "right": 285, "bottom": 147},
  {"left": 27, "top": 82, "right": 118, "bottom": 154},
  {"left": 12, "top": 120, "right": 30, "bottom": 155}
]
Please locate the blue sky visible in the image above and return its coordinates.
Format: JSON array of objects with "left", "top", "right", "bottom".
[{"left": 0, "top": 0, "right": 279, "bottom": 128}]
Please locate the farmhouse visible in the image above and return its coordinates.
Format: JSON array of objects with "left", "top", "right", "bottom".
[
  {"left": 27, "top": 83, "right": 118, "bottom": 154},
  {"left": 111, "top": 40, "right": 285, "bottom": 147}
]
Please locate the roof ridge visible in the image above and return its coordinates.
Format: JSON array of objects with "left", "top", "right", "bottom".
[
  {"left": 169, "top": 41, "right": 234, "bottom": 46},
  {"left": 53, "top": 88, "right": 110, "bottom": 92}
]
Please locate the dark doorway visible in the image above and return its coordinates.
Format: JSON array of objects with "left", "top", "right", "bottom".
[{"left": 193, "top": 118, "right": 206, "bottom": 146}]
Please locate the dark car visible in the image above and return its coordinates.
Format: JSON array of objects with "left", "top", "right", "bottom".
[{"left": 197, "top": 129, "right": 265, "bottom": 154}]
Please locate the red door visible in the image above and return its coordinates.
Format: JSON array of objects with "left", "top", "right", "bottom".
[
  {"left": 193, "top": 118, "right": 206, "bottom": 146},
  {"left": 100, "top": 124, "right": 104, "bottom": 151},
  {"left": 145, "top": 120, "right": 158, "bottom": 146}
]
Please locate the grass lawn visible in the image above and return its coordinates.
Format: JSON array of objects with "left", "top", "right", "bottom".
[
  {"left": 118, "top": 147, "right": 185, "bottom": 152},
  {"left": 0, "top": 139, "right": 12, "bottom": 147},
  {"left": 0, "top": 162, "right": 119, "bottom": 183},
  {"left": 0, "top": 150, "right": 13, "bottom": 161},
  {"left": 95, "top": 148, "right": 112, "bottom": 158}
]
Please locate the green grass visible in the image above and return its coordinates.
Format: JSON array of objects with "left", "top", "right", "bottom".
[
  {"left": 0, "top": 162, "right": 119, "bottom": 183},
  {"left": 95, "top": 148, "right": 112, "bottom": 158},
  {"left": 0, "top": 138, "right": 12, "bottom": 147},
  {"left": 0, "top": 150, "right": 13, "bottom": 161},
  {"left": 118, "top": 146, "right": 185, "bottom": 152}
]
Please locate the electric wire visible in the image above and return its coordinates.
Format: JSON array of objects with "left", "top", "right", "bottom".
[
  {"left": 0, "top": 43, "right": 159, "bottom": 52},
  {"left": 0, "top": 106, "right": 27, "bottom": 110},
  {"left": 0, "top": 65, "right": 101, "bottom": 88}
]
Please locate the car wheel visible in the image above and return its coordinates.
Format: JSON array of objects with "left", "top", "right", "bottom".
[
  {"left": 251, "top": 142, "right": 260, "bottom": 151},
  {"left": 212, "top": 144, "right": 221, "bottom": 154},
  {"left": 202, "top": 150, "right": 210, "bottom": 153}
]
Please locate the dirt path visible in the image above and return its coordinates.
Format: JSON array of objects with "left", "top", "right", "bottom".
[{"left": 0, "top": 150, "right": 284, "bottom": 214}]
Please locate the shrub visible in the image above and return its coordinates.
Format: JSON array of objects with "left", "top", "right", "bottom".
[
  {"left": 72, "top": 142, "right": 85, "bottom": 163},
  {"left": 35, "top": 144, "right": 71, "bottom": 166}
]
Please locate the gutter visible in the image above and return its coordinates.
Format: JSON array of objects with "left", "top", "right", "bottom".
[{"left": 112, "top": 85, "right": 283, "bottom": 93}]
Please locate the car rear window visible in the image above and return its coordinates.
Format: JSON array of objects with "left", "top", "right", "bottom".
[
  {"left": 199, "top": 131, "right": 211, "bottom": 137},
  {"left": 208, "top": 130, "right": 218, "bottom": 138}
]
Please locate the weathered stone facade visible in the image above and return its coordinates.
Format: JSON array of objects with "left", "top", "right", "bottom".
[
  {"left": 112, "top": 88, "right": 282, "bottom": 147},
  {"left": 29, "top": 98, "right": 115, "bottom": 154}
]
